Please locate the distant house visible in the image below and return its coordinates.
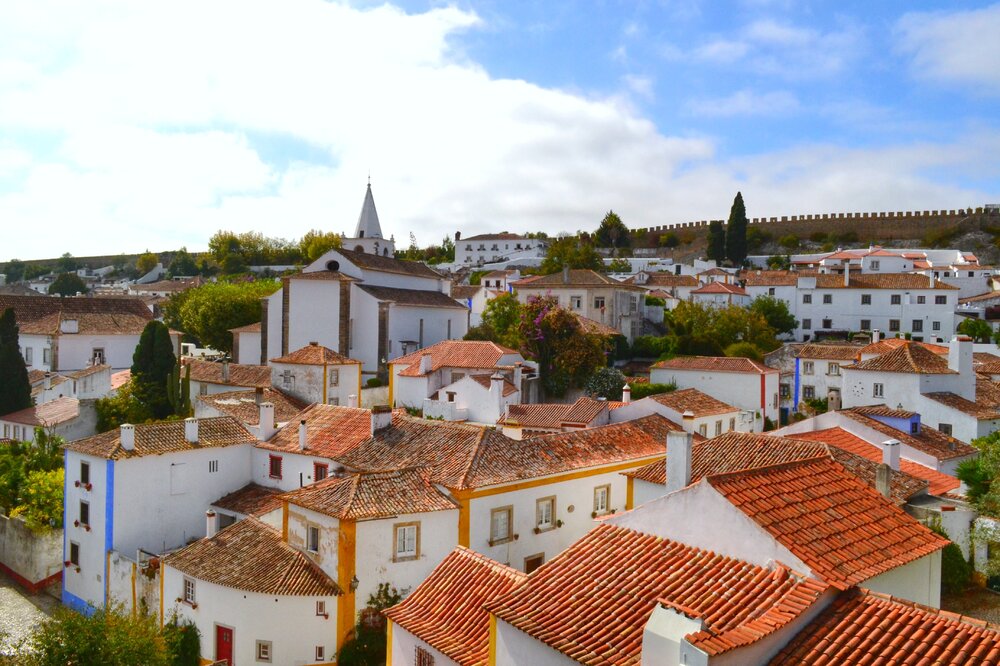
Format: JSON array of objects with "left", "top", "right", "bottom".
[
  {"left": 0, "top": 396, "right": 93, "bottom": 443},
  {"left": 455, "top": 233, "right": 545, "bottom": 266},
  {"left": 269, "top": 343, "right": 362, "bottom": 407},
  {"left": 184, "top": 359, "right": 271, "bottom": 397},
  {"left": 689, "top": 281, "right": 750, "bottom": 307},
  {"left": 610, "top": 387, "right": 747, "bottom": 437}
]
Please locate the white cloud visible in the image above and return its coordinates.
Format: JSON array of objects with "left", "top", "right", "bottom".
[
  {"left": 685, "top": 89, "right": 800, "bottom": 117},
  {"left": 623, "top": 75, "right": 655, "bottom": 100},
  {"left": 896, "top": 4, "right": 1000, "bottom": 95},
  {"left": 693, "top": 39, "right": 749, "bottom": 63}
]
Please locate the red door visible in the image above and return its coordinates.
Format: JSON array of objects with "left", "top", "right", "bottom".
[{"left": 216, "top": 625, "right": 233, "bottom": 665}]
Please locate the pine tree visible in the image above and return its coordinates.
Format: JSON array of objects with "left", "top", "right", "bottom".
[
  {"left": 725, "top": 191, "right": 748, "bottom": 264},
  {"left": 706, "top": 220, "right": 726, "bottom": 261},
  {"left": 0, "top": 308, "right": 32, "bottom": 416},
  {"left": 131, "top": 321, "right": 176, "bottom": 420}
]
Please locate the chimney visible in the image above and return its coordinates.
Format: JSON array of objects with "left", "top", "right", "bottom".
[
  {"left": 258, "top": 402, "right": 276, "bottom": 440},
  {"left": 205, "top": 510, "right": 217, "bottom": 539},
  {"left": 872, "top": 329, "right": 881, "bottom": 344},
  {"left": 59, "top": 318, "right": 79, "bottom": 334},
  {"left": 348, "top": 394, "right": 358, "bottom": 408},
  {"left": 513, "top": 362, "right": 523, "bottom": 391},
  {"left": 490, "top": 371, "right": 505, "bottom": 414},
  {"left": 419, "top": 353, "right": 433, "bottom": 374},
  {"left": 371, "top": 405, "right": 392, "bottom": 435},
  {"left": 222, "top": 360, "right": 230, "bottom": 383},
  {"left": 882, "top": 439, "right": 901, "bottom": 471},
  {"left": 43, "top": 373, "right": 52, "bottom": 390},
  {"left": 682, "top": 409, "right": 696, "bottom": 433},
  {"left": 843, "top": 261, "right": 850, "bottom": 287},
  {"left": 255, "top": 387, "right": 263, "bottom": 405},
  {"left": 562, "top": 265, "right": 570, "bottom": 284},
  {"left": 184, "top": 417, "right": 198, "bottom": 443},
  {"left": 826, "top": 390, "right": 841, "bottom": 412},
  {"left": 298, "top": 420, "right": 307, "bottom": 451},
  {"left": 948, "top": 336, "right": 975, "bottom": 400},
  {"left": 666, "top": 430, "right": 694, "bottom": 493},
  {"left": 929, "top": 271, "right": 935, "bottom": 289},
  {"left": 309, "top": 341, "right": 318, "bottom": 346},
  {"left": 622, "top": 384, "right": 631, "bottom": 404},
  {"left": 120, "top": 424, "right": 135, "bottom": 451},
  {"left": 875, "top": 463, "right": 892, "bottom": 499}
]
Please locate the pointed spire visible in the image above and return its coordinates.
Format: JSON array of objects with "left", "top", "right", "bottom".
[{"left": 354, "top": 179, "right": 383, "bottom": 239}]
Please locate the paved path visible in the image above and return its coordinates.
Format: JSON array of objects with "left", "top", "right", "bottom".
[{"left": 0, "top": 571, "right": 58, "bottom": 654}]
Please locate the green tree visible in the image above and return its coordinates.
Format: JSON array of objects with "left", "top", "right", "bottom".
[
  {"left": 56, "top": 253, "right": 78, "bottom": 273},
  {"left": 778, "top": 234, "right": 800, "bottom": 250},
  {"left": 176, "top": 280, "right": 280, "bottom": 353},
  {"left": 131, "top": 321, "right": 176, "bottom": 420},
  {"left": 162, "top": 616, "right": 201, "bottom": 666},
  {"left": 3, "top": 259, "right": 26, "bottom": 283},
  {"left": 166, "top": 358, "right": 192, "bottom": 418},
  {"left": 658, "top": 232, "right": 680, "bottom": 248},
  {"left": 337, "top": 584, "right": 402, "bottom": 666},
  {"left": 766, "top": 254, "right": 791, "bottom": 270},
  {"left": 464, "top": 293, "right": 524, "bottom": 349},
  {"left": 595, "top": 211, "right": 630, "bottom": 248},
  {"left": 136, "top": 251, "right": 160, "bottom": 276},
  {"left": 584, "top": 367, "right": 627, "bottom": 401},
  {"left": 220, "top": 253, "right": 248, "bottom": 275},
  {"left": 958, "top": 318, "right": 992, "bottom": 343},
  {"left": 95, "top": 379, "right": 151, "bottom": 433},
  {"left": 749, "top": 295, "right": 798, "bottom": 336},
  {"left": 706, "top": 220, "right": 726, "bottom": 262},
  {"left": 0, "top": 308, "right": 32, "bottom": 416},
  {"left": 10, "top": 468, "right": 63, "bottom": 532},
  {"left": 724, "top": 341, "right": 764, "bottom": 362},
  {"left": 166, "top": 248, "right": 199, "bottom": 278},
  {"left": 607, "top": 258, "right": 632, "bottom": 273},
  {"left": 724, "top": 192, "right": 748, "bottom": 264},
  {"left": 299, "top": 229, "right": 343, "bottom": 263},
  {"left": 48, "top": 272, "right": 89, "bottom": 296},
  {"left": 745, "top": 227, "right": 772, "bottom": 253},
  {"left": 540, "top": 236, "right": 603, "bottom": 274},
  {"left": 24, "top": 604, "right": 170, "bottom": 666}
]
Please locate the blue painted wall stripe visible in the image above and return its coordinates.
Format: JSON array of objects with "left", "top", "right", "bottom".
[
  {"left": 793, "top": 357, "right": 801, "bottom": 412},
  {"left": 61, "top": 452, "right": 68, "bottom": 604},
  {"left": 103, "top": 459, "right": 115, "bottom": 608}
]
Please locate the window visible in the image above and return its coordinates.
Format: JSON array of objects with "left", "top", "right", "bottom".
[
  {"left": 860, "top": 319, "right": 871, "bottom": 330},
  {"left": 69, "top": 541, "right": 80, "bottom": 566},
  {"left": 802, "top": 318, "right": 812, "bottom": 330},
  {"left": 489, "top": 508, "right": 513, "bottom": 545},
  {"left": 329, "top": 369, "right": 339, "bottom": 387},
  {"left": 418, "top": 319, "right": 424, "bottom": 347},
  {"left": 79, "top": 501, "right": 89, "bottom": 527},
  {"left": 23, "top": 347, "right": 32, "bottom": 364},
  {"left": 80, "top": 461, "right": 90, "bottom": 486},
  {"left": 524, "top": 554, "right": 545, "bottom": 574},
  {"left": 910, "top": 422, "right": 920, "bottom": 435},
  {"left": 870, "top": 260, "right": 880, "bottom": 270},
  {"left": 891, "top": 294, "right": 901, "bottom": 305},
  {"left": 43, "top": 348, "right": 51, "bottom": 365},
  {"left": 256, "top": 640, "right": 272, "bottom": 663},
  {"left": 394, "top": 522, "right": 419, "bottom": 560},
  {"left": 315, "top": 646, "right": 325, "bottom": 661},
  {"left": 823, "top": 294, "right": 832, "bottom": 304},
  {"left": 803, "top": 385, "right": 815, "bottom": 400},
  {"left": 861, "top": 294, "right": 871, "bottom": 305},
  {"left": 714, "top": 420, "right": 723, "bottom": 436},
  {"left": 912, "top": 320, "right": 923, "bottom": 332},
  {"left": 729, "top": 417, "right": 736, "bottom": 430},
  {"left": 92, "top": 348, "right": 105, "bottom": 365},
  {"left": 779, "top": 384, "right": 790, "bottom": 398},
  {"left": 939, "top": 423, "right": 953, "bottom": 436},
  {"left": 933, "top": 321, "right": 941, "bottom": 331},
  {"left": 802, "top": 294, "right": 812, "bottom": 304},
  {"left": 570, "top": 296, "right": 582, "bottom": 310},
  {"left": 199, "top": 383, "right": 208, "bottom": 396},
  {"left": 698, "top": 423, "right": 708, "bottom": 437},
  {"left": 970, "top": 271, "right": 976, "bottom": 278},
  {"left": 208, "top": 460, "right": 218, "bottom": 473},
  {"left": 183, "top": 577, "right": 196, "bottom": 604},
  {"left": 268, "top": 455, "right": 282, "bottom": 479},
  {"left": 314, "top": 463, "right": 328, "bottom": 481},
  {"left": 827, "top": 363, "right": 840, "bottom": 376},
  {"left": 889, "top": 319, "right": 900, "bottom": 332},
  {"left": 822, "top": 319, "right": 832, "bottom": 329},
  {"left": 593, "top": 485, "right": 610, "bottom": 515},
  {"left": 768, "top": 287, "right": 776, "bottom": 296},
  {"left": 447, "top": 320, "right": 452, "bottom": 339},
  {"left": 802, "top": 361, "right": 814, "bottom": 375},
  {"left": 536, "top": 497, "right": 555, "bottom": 530},
  {"left": 873, "top": 383, "right": 884, "bottom": 398},
  {"left": 917, "top": 295, "right": 926, "bottom": 304},
  {"left": 935, "top": 295, "right": 947, "bottom": 305},
  {"left": 316, "top": 600, "right": 327, "bottom": 616},
  {"left": 307, "top": 525, "right": 320, "bottom": 553},
  {"left": 416, "top": 647, "right": 435, "bottom": 666},
  {"left": 280, "top": 370, "right": 294, "bottom": 390}
]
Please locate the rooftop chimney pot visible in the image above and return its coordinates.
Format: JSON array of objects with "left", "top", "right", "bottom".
[
  {"left": 258, "top": 402, "right": 276, "bottom": 441},
  {"left": 666, "top": 430, "right": 694, "bottom": 493},
  {"left": 371, "top": 405, "right": 392, "bottom": 435},
  {"left": 882, "top": 439, "right": 901, "bottom": 471},
  {"left": 298, "top": 420, "right": 307, "bottom": 451},
  {"left": 875, "top": 463, "right": 892, "bottom": 499},
  {"left": 205, "top": 510, "right": 217, "bottom": 539},
  {"left": 622, "top": 384, "right": 631, "bottom": 404},
  {"left": 120, "top": 424, "right": 135, "bottom": 451},
  {"left": 184, "top": 417, "right": 198, "bottom": 443}
]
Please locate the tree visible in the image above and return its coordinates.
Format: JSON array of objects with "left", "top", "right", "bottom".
[
  {"left": 706, "top": 220, "right": 726, "bottom": 262},
  {"left": 10, "top": 468, "right": 63, "bottom": 532},
  {"left": 176, "top": 280, "right": 280, "bottom": 353},
  {"left": 24, "top": 604, "right": 171, "bottom": 666},
  {"left": 766, "top": 254, "right": 791, "bottom": 270},
  {"left": 337, "top": 584, "right": 402, "bottom": 666},
  {"left": 958, "top": 318, "right": 993, "bottom": 343},
  {"left": 749, "top": 295, "right": 798, "bottom": 336},
  {"left": 540, "top": 236, "right": 603, "bottom": 274},
  {"left": 220, "top": 253, "right": 248, "bottom": 275},
  {"left": 299, "top": 229, "right": 343, "bottom": 263},
  {"left": 595, "top": 211, "right": 630, "bottom": 249},
  {"left": 658, "top": 232, "right": 680, "bottom": 248},
  {"left": 0, "top": 309, "right": 32, "bottom": 416},
  {"left": 166, "top": 248, "right": 199, "bottom": 278},
  {"left": 95, "top": 379, "right": 151, "bottom": 433},
  {"left": 166, "top": 358, "right": 192, "bottom": 418},
  {"left": 3, "top": 259, "right": 26, "bottom": 283},
  {"left": 48, "top": 272, "right": 88, "bottom": 296},
  {"left": 607, "top": 258, "right": 632, "bottom": 273},
  {"left": 131, "top": 321, "right": 176, "bottom": 420},
  {"left": 724, "top": 341, "right": 764, "bottom": 362},
  {"left": 56, "top": 253, "right": 77, "bottom": 273},
  {"left": 136, "top": 251, "right": 160, "bottom": 276},
  {"left": 724, "top": 192, "right": 748, "bottom": 264},
  {"left": 585, "top": 367, "right": 627, "bottom": 401},
  {"left": 464, "top": 293, "right": 523, "bottom": 349},
  {"left": 778, "top": 234, "right": 800, "bottom": 250}
]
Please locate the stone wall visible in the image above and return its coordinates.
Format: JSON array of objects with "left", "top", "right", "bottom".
[{"left": 0, "top": 514, "right": 62, "bottom": 592}]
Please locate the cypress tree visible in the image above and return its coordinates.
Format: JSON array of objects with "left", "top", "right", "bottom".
[
  {"left": 0, "top": 308, "right": 33, "bottom": 416},
  {"left": 725, "top": 191, "right": 749, "bottom": 264},
  {"left": 706, "top": 220, "right": 726, "bottom": 261},
  {"left": 131, "top": 321, "right": 176, "bottom": 420}
]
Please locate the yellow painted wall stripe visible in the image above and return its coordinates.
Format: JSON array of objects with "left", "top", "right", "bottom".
[
  {"left": 626, "top": 476, "right": 634, "bottom": 511},
  {"left": 386, "top": 619, "right": 393, "bottom": 666},
  {"left": 159, "top": 559, "right": 165, "bottom": 628},
  {"left": 488, "top": 613, "right": 498, "bottom": 665},
  {"left": 336, "top": 519, "right": 358, "bottom": 649}
]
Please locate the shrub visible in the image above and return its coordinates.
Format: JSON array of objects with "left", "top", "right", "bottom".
[
  {"left": 631, "top": 336, "right": 673, "bottom": 359},
  {"left": 630, "top": 382, "right": 677, "bottom": 400},
  {"left": 928, "top": 521, "right": 971, "bottom": 594},
  {"left": 778, "top": 234, "right": 800, "bottom": 250},
  {"left": 365, "top": 378, "right": 382, "bottom": 388},
  {"left": 585, "top": 368, "right": 627, "bottom": 401},
  {"left": 658, "top": 232, "right": 680, "bottom": 248},
  {"left": 724, "top": 342, "right": 763, "bottom": 362},
  {"left": 644, "top": 296, "right": 665, "bottom": 307},
  {"left": 809, "top": 231, "right": 828, "bottom": 243},
  {"left": 10, "top": 469, "right": 64, "bottom": 532},
  {"left": 163, "top": 617, "right": 201, "bottom": 666}
]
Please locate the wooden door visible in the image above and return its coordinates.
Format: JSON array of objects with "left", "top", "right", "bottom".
[{"left": 215, "top": 625, "right": 233, "bottom": 665}]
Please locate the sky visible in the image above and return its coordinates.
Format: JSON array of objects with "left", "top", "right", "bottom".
[{"left": 1, "top": 1, "right": 999, "bottom": 261}]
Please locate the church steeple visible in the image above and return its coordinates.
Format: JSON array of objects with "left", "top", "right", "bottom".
[{"left": 354, "top": 181, "right": 383, "bottom": 240}]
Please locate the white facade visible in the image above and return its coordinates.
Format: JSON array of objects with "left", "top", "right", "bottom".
[
  {"left": 610, "top": 396, "right": 746, "bottom": 437},
  {"left": 389, "top": 624, "right": 459, "bottom": 666},
  {"left": 270, "top": 359, "right": 362, "bottom": 407},
  {"left": 455, "top": 235, "right": 545, "bottom": 267},
  {"left": 648, "top": 367, "right": 779, "bottom": 427},
  {"left": 423, "top": 374, "right": 519, "bottom": 424}
]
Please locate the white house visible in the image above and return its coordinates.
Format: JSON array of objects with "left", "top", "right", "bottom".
[
  {"left": 610, "top": 387, "right": 747, "bottom": 437},
  {"left": 650, "top": 356, "right": 780, "bottom": 428},
  {"left": 624, "top": 272, "right": 700, "bottom": 303},
  {"left": 455, "top": 233, "right": 545, "bottom": 267},
  {"left": 791, "top": 343, "right": 861, "bottom": 408},
  {"left": 185, "top": 359, "right": 271, "bottom": 397},
  {"left": 228, "top": 322, "right": 262, "bottom": 365},
  {"left": 0, "top": 396, "right": 93, "bottom": 443},
  {"left": 423, "top": 371, "right": 520, "bottom": 424},
  {"left": 269, "top": 342, "right": 362, "bottom": 407},
  {"left": 689, "top": 281, "right": 751, "bottom": 308},
  {"left": 28, "top": 364, "right": 113, "bottom": 405}
]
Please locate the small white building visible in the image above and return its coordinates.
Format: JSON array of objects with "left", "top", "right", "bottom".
[
  {"left": 228, "top": 322, "right": 262, "bottom": 365},
  {"left": 185, "top": 359, "right": 271, "bottom": 397},
  {"left": 455, "top": 233, "right": 545, "bottom": 267},
  {"left": 423, "top": 371, "right": 520, "bottom": 424},
  {"left": 0, "top": 396, "right": 93, "bottom": 443},
  {"left": 611, "top": 387, "right": 747, "bottom": 437},
  {"left": 269, "top": 343, "right": 362, "bottom": 406}
]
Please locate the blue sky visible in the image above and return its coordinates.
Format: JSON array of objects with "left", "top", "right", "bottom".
[{"left": 1, "top": 1, "right": 998, "bottom": 260}]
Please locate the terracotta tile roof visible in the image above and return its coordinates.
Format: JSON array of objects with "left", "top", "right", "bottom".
[
  {"left": 64, "top": 416, "right": 256, "bottom": 460},
  {"left": 384, "top": 547, "right": 527, "bottom": 666},
  {"left": 30, "top": 375, "right": 70, "bottom": 398},
  {"left": 623, "top": 432, "right": 926, "bottom": 504},
  {"left": 624, "top": 274, "right": 699, "bottom": 288},
  {"left": 211, "top": 483, "right": 284, "bottom": 517},
  {"left": 0, "top": 294, "right": 153, "bottom": 336},
  {"left": 960, "top": 291, "right": 1000, "bottom": 304},
  {"left": 462, "top": 232, "right": 528, "bottom": 241},
  {"left": 647, "top": 388, "right": 738, "bottom": 416},
  {"left": 746, "top": 272, "right": 957, "bottom": 290},
  {"left": 513, "top": 269, "right": 644, "bottom": 290},
  {"left": 652, "top": 356, "right": 777, "bottom": 374},
  {"left": 256, "top": 403, "right": 373, "bottom": 459},
  {"left": 183, "top": 359, "right": 271, "bottom": 388},
  {"left": 790, "top": 428, "right": 960, "bottom": 496},
  {"left": 110, "top": 369, "right": 130, "bottom": 390},
  {"left": 561, "top": 396, "right": 608, "bottom": 424},
  {"left": 270, "top": 343, "right": 359, "bottom": 366},
  {"left": 849, "top": 404, "right": 917, "bottom": 419},
  {"left": 856, "top": 337, "right": 949, "bottom": 357},
  {"left": 451, "top": 285, "right": 481, "bottom": 301},
  {"left": 26, "top": 370, "right": 45, "bottom": 384},
  {"left": 468, "top": 374, "right": 518, "bottom": 397},
  {"left": 336, "top": 248, "right": 444, "bottom": 279},
  {"left": 357, "top": 284, "right": 467, "bottom": 309},
  {"left": 500, "top": 402, "right": 576, "bottom": 429},
  {"left": 770, "top": 588, "right": 1000, "bottom": 665},
  {"left": 282, "top": 468, "right": 458, "bottom": 521},
  {"left": 392, "top": 340, "right": 518, "bottom": 377},
  {"left": 164, "top": 517, "right": 340, "bottom": 596},
  {"left": 977, "top": 378, "right": 1000, "bottom": 407},
  {"left": 841, "top": 407, "right": 977, "bottom": 460},
  {"left": 287, "top": 270, "right": 349, "bottom": 281},
  {"left": 487, "top": 523, "right": 828, "bottom": 666},
  {"left": 925, "top": 391, "right": 1000, "bottom": 419},
  {"left": 573, "top": 313, "right": 623, "bottom": 337},
  {"left": 131, "top": 278, "right": 202, "bottom": 293},
  {"left": 691, "top": 281, "right": 747, "bottom": 295},
  {"left": 742, "top": 270, "right": 800, "bottom": 286},
  {"left": 228, "top": 321, "right": 261, "bottom": 333},
  {"left": 66, "top": 363, "right": 110, "bottom": 379},
  {"left": 975, "top": 352, "right": 1000, "bottom": 374},
  {"left": 846, "top": 342, "right": 957, "bottom": 374},
  {"left": 795, "top": 343, "right": 862, "bottom": 361},
  {"left": 707, "top": 457, "right": 948, "bottom": 588},
  {"left": 0, "top": 396, "right": 79, "bottom": 426},
  {"left": 197, "top": 388, "right": 307, "bottom": 426}
]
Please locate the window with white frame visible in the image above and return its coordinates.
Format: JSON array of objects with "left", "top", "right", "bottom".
[
  {"left": 23, "top": 347, "right": 32, "bottom": 364},
  {"left": 802, "top": 361, "right": 814, "bottom": 375},
  {"left": 594, "top": 296, "right": 606, "bottom": 309},
  {"left": 823, "top": 294, "right": 832, "bottom": 304},
  {"left": 570, "top": 296, "right": 582, "bottom": 310},
  {"left": 729, "top": 417, "right": 736, "bottom": 430},
  {"left": 873, "top": 383, "right": 884, "bottom": 398},
  {"left": 917, "top": 295, "right": 926, "bottom": 304},
  {"left": 394, "top": 522, "right": 419, "bottom": 560},
  {"left": 307, "top": 525, "right": 320, "bottom": 553},
  {"left": 316, "top": 600, "right": 327, "bottom": 616},
  {"left": 536, "top": 497, "right": 555, "bottom": 530},
  {"left": 256, "top": 640, "right": 272, "bottom": 662},
  {"left": 802, "top": 319, "right": 812, "bottom": 330},
  {"left": 199, "top": 383, "right": 208, "bottom": 396},
  {"left": 803, "top": 385, "right": 815, "bottom": 400},
  {"left": 889, "top": 320, "right": 900, "bottom": 332},
  {"left": 939, "top": 423, "right": 953, "bottom": 436},
  {"left": 714, "top": 420, "right": 722, "bottom": 436},
  {"left": 593, "top": 485, "right": 610, "bottom": 515},
  {"left": 43, "top": 348, "right": 51, "bottom": 365},
  {"left": 935, "top": 295, "right": 947, "bottom": 305},
  {"left": 329, "top": 369, "right": 339, "bottom": 387},
  {"left": 933, "top": 321, "right": 941, "bottom": 331},
  {"left": 860, "top": 319, "right": 871, "bottom": 330},
  {"left": 490, "top": 508, "right": 512, "bottom": 544},
  {"left": 827, "top": 363, "right": 840, "bottom": 376},
  {"left": 183, "top": 577, "right": 195, "bottom": 604},
  {"left": 315, "top": 646, "right": 326, "bottom": 662},
  {"left": 861, "top": 294, "right": 871, "bottom": 305},
  {"left": 870, "top": 260, "right": 880, "bottom": 270},
  {"left": 803, "top": 294, "right": 812, "bottom": 304},
  {"left": 698, "top": 423, "right": 707, "bottom": 436},
  {"left": 891, "top": 294, "right": 901, "bottom": 305}
]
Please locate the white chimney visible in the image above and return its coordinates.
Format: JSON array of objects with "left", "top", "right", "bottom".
[
  {"left": 490, "top": 371, "right": 505, "bottom": 415},
  {"left": 843, "top": 261, "right": 850, "bottom": 287},
  {"left": 562, "top": 265, "right": 570, "bottom": 284},
  {"left": 948, "top": 336, "right": 975, "bottom": 400},
  {"left": 348, "top": 394, "right": 358, "bottom": 408},
  {"left": 298, "top": 420, "right": 307, "bottom": 451},
  {"left": 371, "top": 405, "right": 392, "bottom": 435},
  {"left": 872, "top": 329, "right": 881, "bottom": 344},
  {"left": 43, "top": 373, "right": 52, "bottom": 390},
  {"left": 681, "top": 409, "right": 696, "bottom": 434},
  {"left": 622, "top": 384, "right": 631, "bottom": 404},
  {"left": 929, "top": 271, "right": 935, "bottom": 289},
  {"left": 120, "top": 424, "right": 135, "bottom": 451},
  {"left": 827, "top": 390, "right": 841, "bottom": 412},
  {"left": 666, "top": 430, "right": 694, "bottom": 493},
  {"left": 882, "top": 439, "right": 901, "bottom": 471},
  {"left": 513, "top": 363, "right": 523, "bottom": 391},
  {"left": 60, "top": 318, "right": 79, "bottom": 334},
  {"left": 222, "top": 360, "right": 230, "bottom": 383},
  {"left": 205, "top": 510, "right": 217, "bottom": 538},
  {"left": 419, "top": 353, "right": 433, "bottom": 374},
  {"left": 875, "top": 463, "right": 892, "bottom": 499},
  {"left": 184, "top": 417, "right": 198, "bottom": 443},
  {"left": 258, "top": 402, "right": 276, "bottom": 441}
]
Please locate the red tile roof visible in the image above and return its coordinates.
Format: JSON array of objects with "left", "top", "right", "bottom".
[
  {"left": 110, "top": 369, "right": 131, "bottom": 390},
  {"left": 500, "top": 397, "right": 607, "bottom": 428},
  {"left": 745, "top": 272, "right": 957, "bottom": 290},
  {"left": 857, "top": 337, "right": 949, "bottom": 357},
  {"left": 0, "top": 294, "right": 153, "bottom": 336},
  {"left": 164, "top": 517, "right": 340, "bottom": 596},
  {"left": 183, "top": 359, "right": 272, "bottom": 388},
  {"left": 513, "top": 269, "right": 643, "bottom": 289},
  {"left": 925, "top": 391, "right": 1000, "bottom": 419},
  {"left": 357, "top": 284, "right": 468, "bottom": 309},
  {"left": 282, "top": 468, "right": 458, "bottom": 521},
  {"left": 789, "top": 427, "right": 961, "bottom": 496},
  {"left": 652, "top": 356, "right": 777, "bottom": 374},
  {"left": 847, "top": 342, "right": 956, "bottom": 374},
  {"left": 270, "top": 343, "right": 359, "bottom": 366},
  {"left": 487, "top": 523, "right": 828, "bottom": 666},
  {"left": 691, "top": 281, "right": 747, "bottom": 296},
  {"left": 707, "top": 457, "right": 948, "bottom": 588},
  {"left": 573, "top": 313, "right": 623, "bottom": 337},
  {"left": 795, "top": 343, "right": 863, "bottom": 361},
  {"left": 385, "top": 547, "right": 526, "bottom": 666},
  {"left": 1, "top": 396, "right": 79, "bottom": 426},
  {"left": 211, "top": 483, "right": 284, "bottom": 517},
  {"left": 196, "top": 388, "right": 307, "bottom": 426},
  {"left": 770, "top": 588, "right": 1000, "bottom": 665},
  {"left": 468, "top": 373, "right": 519, "bottom": 397},
  {"left": 256, "top": 403, "right": 373, "bottom": 459},
  {"left": 647, "top": 388, "right": 738, "bottom": 416},
  {"left": 624, "top": 274, "right": 699, "bottom": 288},
  {"left": 65, "top": 416, "right": 256, "bottom": 460},
  {"left": 335, "top": 248, "right": 445, "bottom": 280},
  {"left": 392, "top": 340, "right": 519, "bottom": 377},
  {"left": 228, "top": 321, "right": 261, "bottom": 333},
  {"left": 840, "top": 408, "right": 977, "bottom": 461}
]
